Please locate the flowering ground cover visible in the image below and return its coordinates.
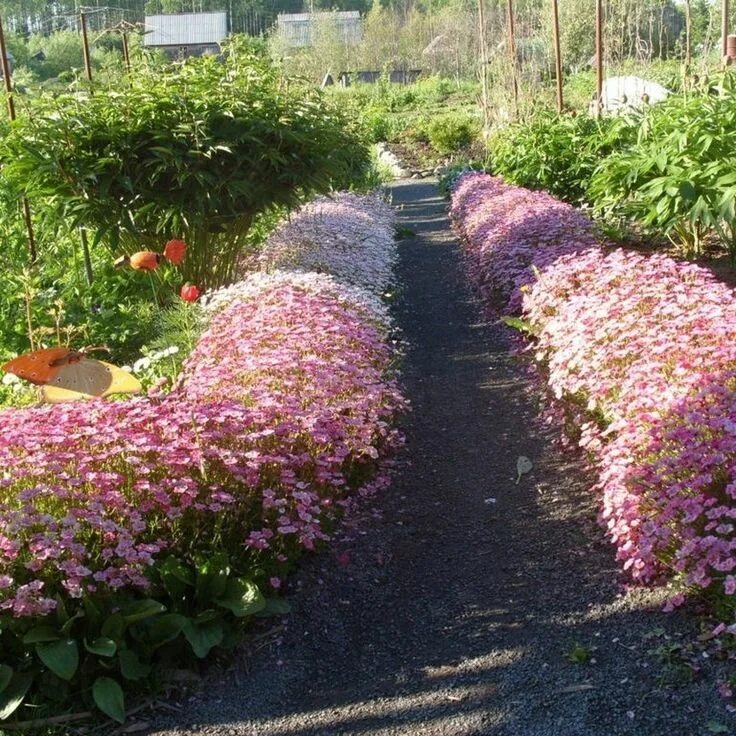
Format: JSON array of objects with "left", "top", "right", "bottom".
[
  {"left": 450, "top": 171, "right": 736, "bottom": 622},
  {"left": 0, "top": 195, "right": 403, "bottom": 723},
  {"left": 254, "top": 192, "right": 396, "bottom": 295}
]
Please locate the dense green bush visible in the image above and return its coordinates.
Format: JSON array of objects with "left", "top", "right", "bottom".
[
  {"left": 488, "top": 110, "right": 636, "bottom": 205},
  {"left": 590, "top": 75, "right": 736, "bottom": 258},
  {"left": 426, "top": 112, "right": 480, "bottom": 155},
  {"left": 0, "top": 38, "right": 370, "bottom": 288}
]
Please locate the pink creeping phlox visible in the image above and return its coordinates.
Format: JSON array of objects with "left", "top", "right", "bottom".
[
  {"left": 254, "top": 192, "right": 396, "bottom": 296},
  {"left": 0, "top": 198, "right": 405, "bottom": 619},
  {"left": 451, "top": 172, "right": 736, "bottom": 615}
]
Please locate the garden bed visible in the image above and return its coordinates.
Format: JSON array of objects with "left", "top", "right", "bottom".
[
  {"left": 450, "top": 171, "right": 736, "bottom": 626},
  {"left": 0, "top": 192, "right": 405, "bottom": 725}
]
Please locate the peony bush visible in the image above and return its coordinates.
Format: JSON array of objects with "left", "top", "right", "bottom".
[
  {"left": 0, "top": 196, "right": 403, "bottom": 722},
  {"left": 450, "top": 171, "right": 736, "bottom": 619}
]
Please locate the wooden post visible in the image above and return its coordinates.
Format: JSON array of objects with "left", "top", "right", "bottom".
[
  {"left": 507, "top": 0, "right": 519, "bottom": 117},
  {"left": 477, "top": 0, "right": 490, "bottom": 128},
  {"left": 0, "top": 18, "right": 15, "bottom": 122},
  {"left": 595, "top": 0, "right": 603, "bottom": 117},
  {"left": 122, "top": 31, "right": 131, "bottom": 75},
  {"left": 79, "top": 13, "right": 94, "bottom": 283},
  {"left": 80, "top": 12, "right": 93, "bottom": 84},
  {"left": 551, "top": 0, "right": 563, "bottom": 113},
  {"left": 0, "top": 15, "right": 36, "bottom": 262},
  {"left": 723, "top": 0, "right": 730, "bottom": 61}
]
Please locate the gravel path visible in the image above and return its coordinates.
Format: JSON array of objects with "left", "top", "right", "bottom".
[{"left": 148, "top": 180, "right": 732, "bottom": 736}]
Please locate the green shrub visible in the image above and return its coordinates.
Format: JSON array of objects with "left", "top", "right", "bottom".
[
  {"left": 0, "top": 38, "right": 370, "bottom": 289},
  {"left": 488, "top": 110, "right": 636, "bottom": 205},
  {"left": 590, "top": 74, "right": 736, "bottom": 258},
  {"left": 427, "top": 113, "right": 480, "bottom": 155},
  {"left": 362, "top": 107, "right": 408, "bottom": 143},
  {"left": 437, "top": 160, "right": 487, "bottom": 197}
]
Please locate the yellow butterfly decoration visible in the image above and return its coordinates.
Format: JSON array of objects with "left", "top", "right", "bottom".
[{"left": 3, "top": 348, "right": 142, "bottom": 404}]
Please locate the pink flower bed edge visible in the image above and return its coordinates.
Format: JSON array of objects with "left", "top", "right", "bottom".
[
  {"left": 451, "top": 171, "right": 736, "bottom": 618},
  {"left": 0, "top": 274, "right": 405, "bottom": 620}
]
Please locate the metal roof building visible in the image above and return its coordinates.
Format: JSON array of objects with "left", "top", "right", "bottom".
[
  {"left": 144, "top": 12, "right": 228, "bottom": 57},
  {"left": 276, "top": 11, "right": 361, "bottom": 48}
]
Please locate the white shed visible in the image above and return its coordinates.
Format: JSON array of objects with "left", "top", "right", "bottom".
[
  {"left": 144, "top": 12, "right": 228, "bottom": 57},
  {"left": 276, "top": 11, "right": 361, "bottom": 48}
]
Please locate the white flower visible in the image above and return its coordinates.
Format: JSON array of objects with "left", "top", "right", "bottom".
[{"left": 133, "top": 357, "right": 151, "bottom": 374}]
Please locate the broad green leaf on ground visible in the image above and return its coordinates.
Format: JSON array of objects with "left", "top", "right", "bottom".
[
  {"left": 0, "top": 671, "right": 33, "bottom": 720},
  {"left": 93, "top": 677, "right": 125, "bottom": 724},
  {"left": 36, "top": 639, "right": 79, "bottom": 681}
]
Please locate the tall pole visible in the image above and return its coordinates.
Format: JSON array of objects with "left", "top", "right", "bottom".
[
  {"left": 595, "top": 0, "right": 603, "bottom": 117},
  {"left": 0, "top": 15, "right": 36, "bottom": 262},
  {"left": 507, "top": 0, "right": 519, "bottom": 117},
  {"left": 684, "top": 0, "right": 692, "bottom": 85},
  {"left": 551, "top": 0, "right": 563, "bottom": 113},
  {"left": 723, "top": 0, "right": 730, "bottom": 61},
  {"left": 80, "top": 12, "right": 93, "bottom": 84},
  {"left": 477, "top": 0, "right": 490, "bottom": 128},
  {"left": 122, "top": 31, "right": 131, "bottom": 75},
  {"left": 79, "top": 13, "right": 94, "bottom": 284}
]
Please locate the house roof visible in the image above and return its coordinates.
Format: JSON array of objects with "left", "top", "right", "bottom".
[
  {"left": 278, "top": 11, "right": 359, "bottom": 22},
  {"left": 144, "top": 12, "right": 228, "bottom": 47}
]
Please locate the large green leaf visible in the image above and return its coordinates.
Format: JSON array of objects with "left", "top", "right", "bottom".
[
  {"left": 22, "top": 625, "right": 60, "bottom": 644},
  {"left": 158, "top": 556, "right": 194, "bottom": 600},
  {"left": 118, "top": 650, "right": 151, "bottom": 682},
  {"left": 121, "top": 599, "right": 166, "bottom": 624},
  {"left": 195, "top": 553, "right": 230, "bottom": 604},
  {"left": 93, "top": 677, "right": 126, "bottom": 724},
  {"left": 0, "top": 671, "right": 33, "bottom": 720},
  {"left": 85, "top": 637, "right": 117, "bottom": 658},
  {"left": 216, "top": 578, "right": 265, "bottom": 618},
  {"left": 148, "top": 613, "right": 187, "bottom": 647},
  {"left": 182, "top": 620, "right": 224, "bottom": 659},
  {"left": 101, "top": 613, "right": 127, "bottom": 641},
  {"left": 0, "top": 665, "right": 13, "bottom": 694},
  {"left": 36, "top": 639, "right": 79, "bottom": 681}
]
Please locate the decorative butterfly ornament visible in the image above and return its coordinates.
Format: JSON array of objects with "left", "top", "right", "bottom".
[{"left": 2, "top": 348, "right": 141, "bottom": 403}]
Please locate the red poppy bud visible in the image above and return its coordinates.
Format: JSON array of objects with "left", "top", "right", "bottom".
[
  {"left": 180, "top": 283, "right": 201, "bottom": 302},
  {"left": 163, "top": 239, "right": 187, "bottom": 265}
]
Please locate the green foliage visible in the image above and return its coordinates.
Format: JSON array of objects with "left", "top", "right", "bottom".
[
  {"left": 437, "top": 160, "right": 486, "bottom": 197},
  {"left": 0, "top": 37, "right": 370, "bottom": 289},
  {"left": 361, "top": 107, "right": 406, "bottom": 144},
  {"left": 590, "top": 75, "right": 736, "bottom": 258},
  {"left": 26, "top": 31, "right": 85, "bottom": 80},
  {"left": 0, "top": 554, "right": 285, "bottom": 724},
  {"left": 488, "top": 110, "right": 636, "bottom": 205},
  {"left": 426, "top": 112, "right": 480, "bottom": 155},
  {"left": 564, "top": 640, "right": 592, "bottom": 664}
]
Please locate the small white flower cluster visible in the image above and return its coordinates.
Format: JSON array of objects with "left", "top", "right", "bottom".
[
  {"left": 131, "top": 346, "right": 180, "bottom": 375},
  {"left": 202, "top": 270, "right": 392, "bottom": 329}
]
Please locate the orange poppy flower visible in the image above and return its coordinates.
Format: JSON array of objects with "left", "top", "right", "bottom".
[{"left": 163, "top": 239, "right": 187, "bottom": 265}]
